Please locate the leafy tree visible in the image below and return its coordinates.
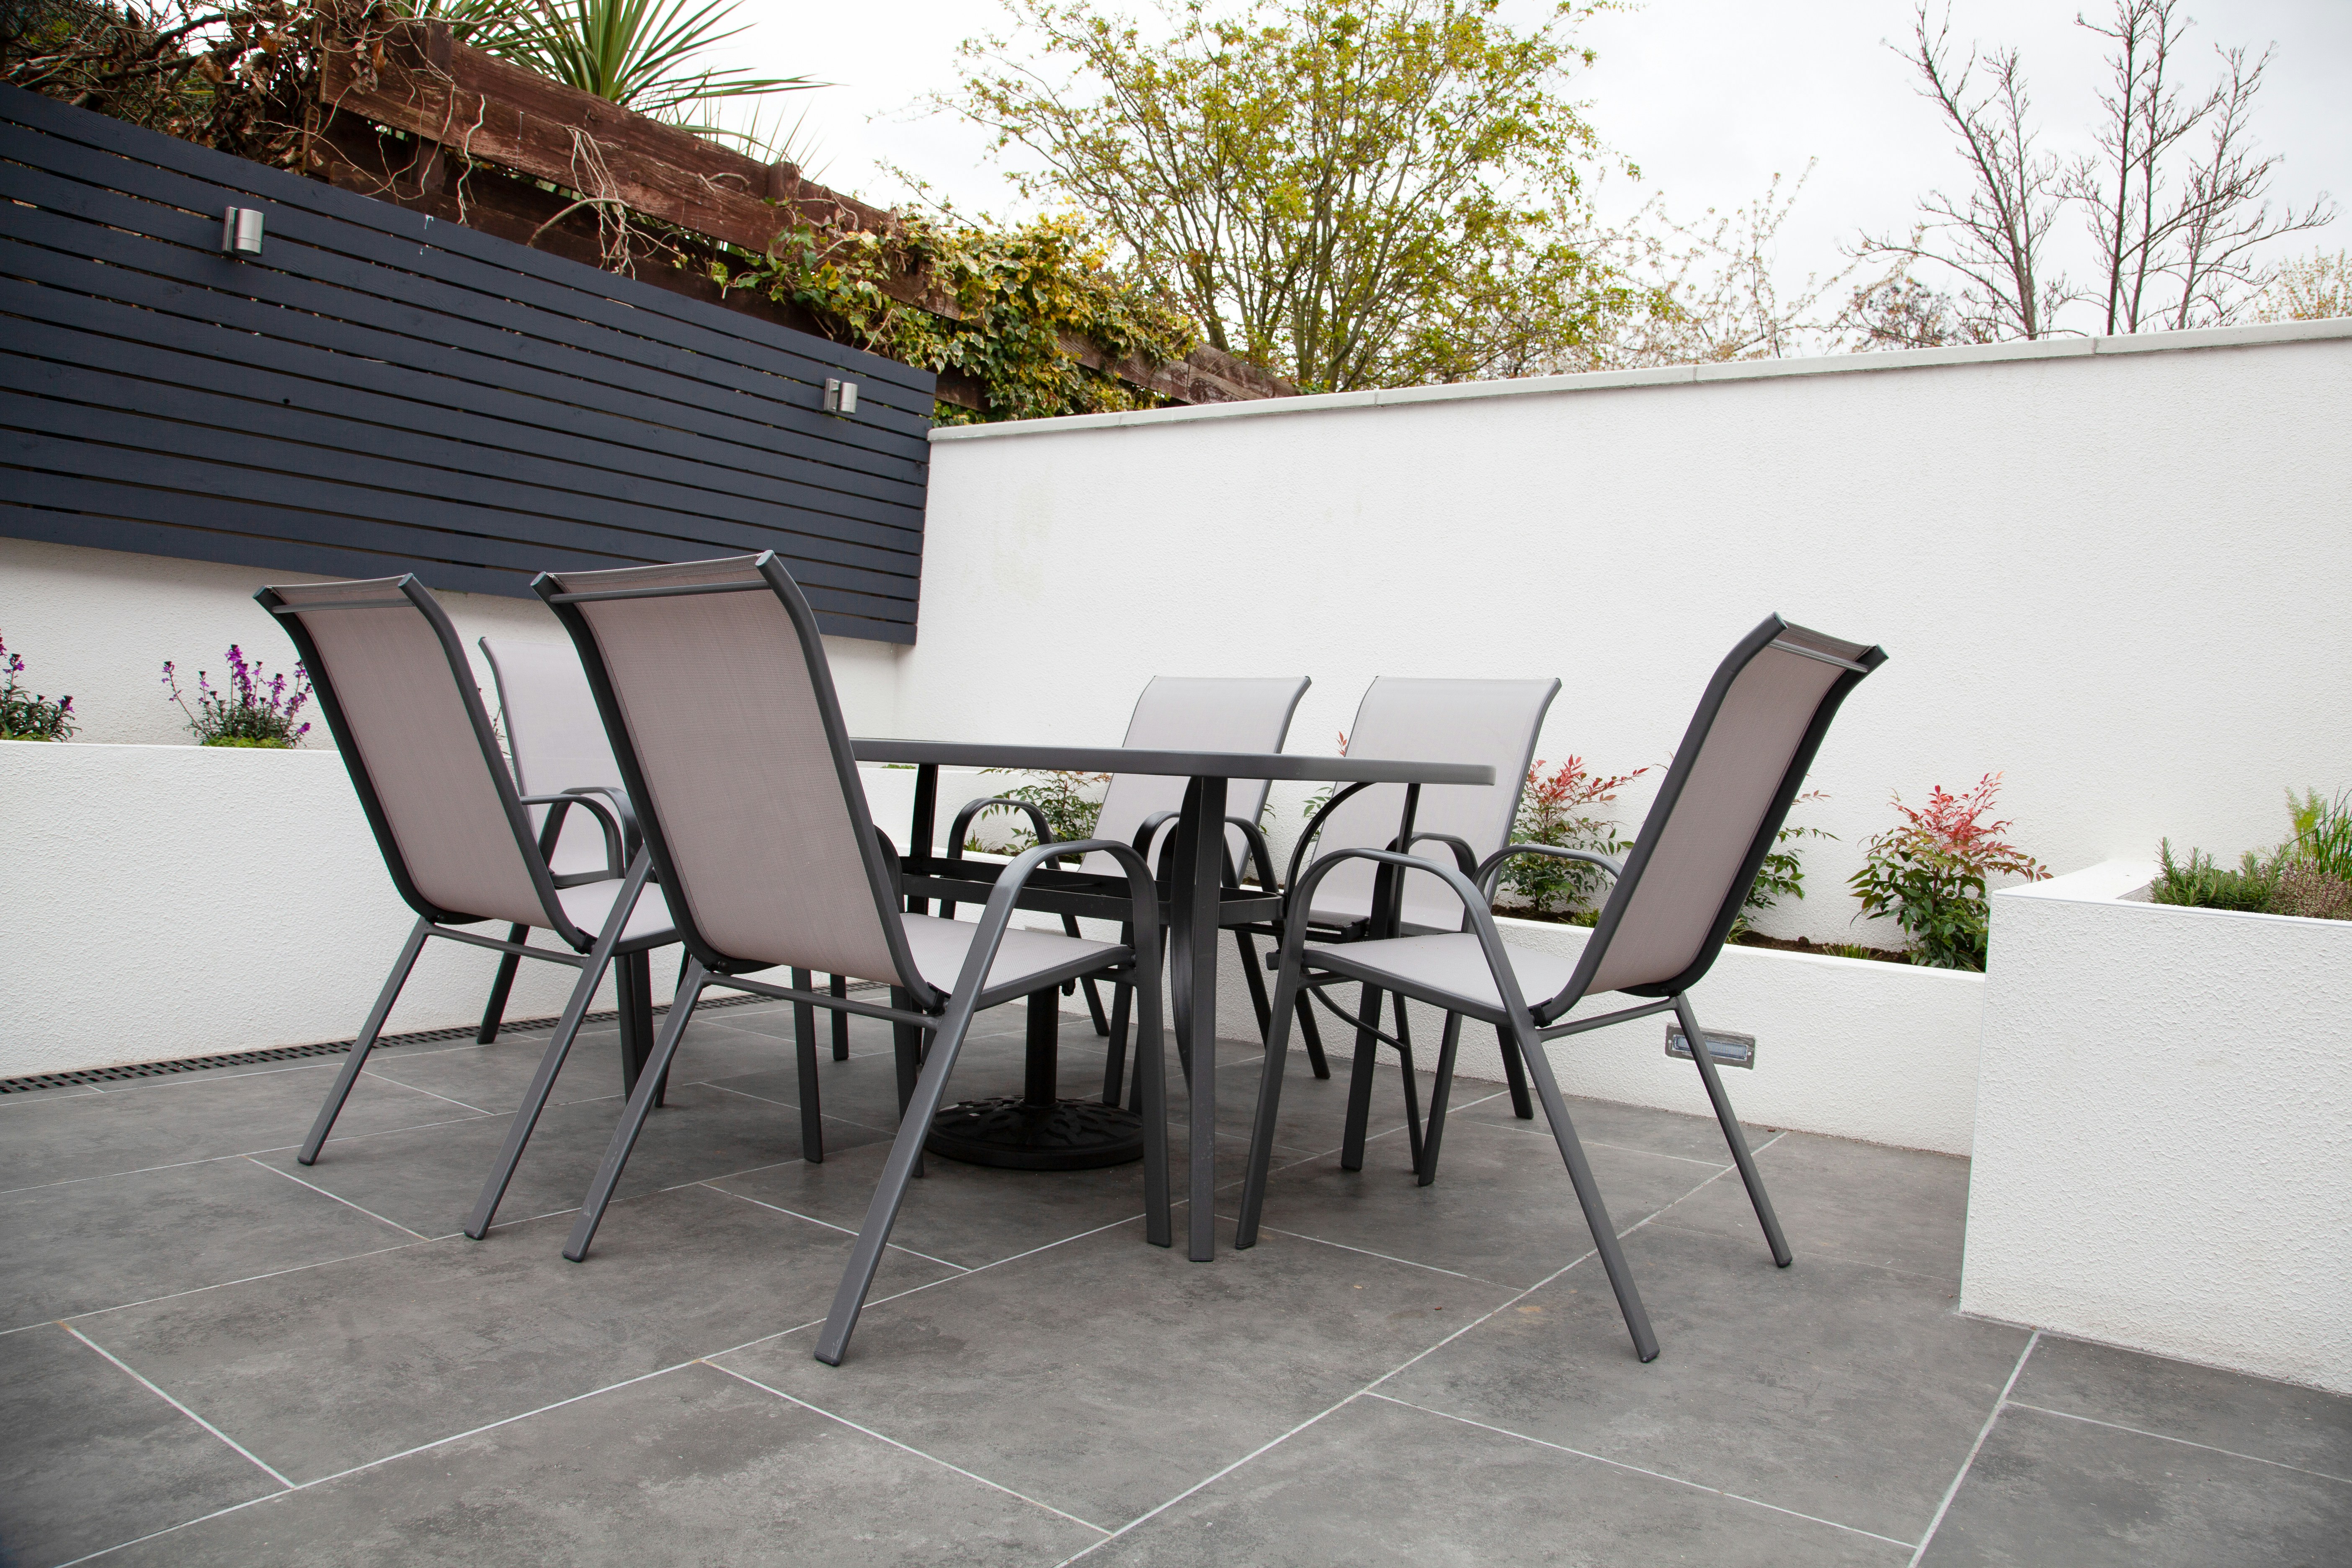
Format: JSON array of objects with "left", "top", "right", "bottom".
[
  {"left": 2253, "top": 249, "right": 2350, "bottom": 322},
  {"left": 944, "top": 0, "right": 1637, "bottom": 392}
]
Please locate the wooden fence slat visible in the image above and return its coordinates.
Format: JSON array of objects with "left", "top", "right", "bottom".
[{"left": 0, "top": 88, "right": 932, "bottom": 636}]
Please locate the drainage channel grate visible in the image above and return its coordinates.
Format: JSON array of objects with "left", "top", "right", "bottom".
[{"left": 0, "top": 984, "right": 876, "bottom": 1096}]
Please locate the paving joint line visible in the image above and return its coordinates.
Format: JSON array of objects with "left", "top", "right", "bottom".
[
  {"left": 59, "top": 1322, "right": 295, "bottom": 1491},
  {"left": 1364, "top": 1391, "right": 1916, "bottom": 1549},
  {"left": 1054, "top": 1137, "right": 1751, "bottom": 1564},
  {"left": 354, "top": 1068, "right": 496, "bottom": 1116},
  {"left": 1908, "top": 1329, "right": 2041, "bottom": 1565},
  {"left": 2002, "top": 1401, "right": 2352, "bottom": 1487},
  {"left": 704, "top": 1361, "right": 1112, "bottom": 1537},
  {"left": 696, "top": 1181, "right": 972, "bottom": 1273},
  {"left": 242, "top": 1156, "right": 429, "bottom": 1241}
]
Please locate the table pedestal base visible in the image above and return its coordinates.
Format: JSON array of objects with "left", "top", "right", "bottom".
[{"left": 926, "top": 1097, "right": 1144, "bottom": 1170}]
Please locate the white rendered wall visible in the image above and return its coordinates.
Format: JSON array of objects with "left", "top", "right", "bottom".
[
  {"left": 0, "top": 536, "right": 905, "bottom": 745},
  {"left": 912, "top": 322, "right": 2352, "bottom": 950},
  {"left": 1963, "top": 863, "right": 2352, "bottom": 1393}
]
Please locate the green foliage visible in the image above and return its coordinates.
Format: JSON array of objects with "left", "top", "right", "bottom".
[
  {"left": 1849, "top": 774, "right": 2048, "bottom": 970},
  {"left": 973, "top": 769, "right": 1110, "bottom": 853},
  {"left": 2148, "top": 788, "right": 2352, "bottom": 920},
  {"left": 947, "top": 0, "right": 1647, "bottom": 392},
  {"left": 722, "top": 209, "right": 1197, "bottom": 423},
  {"left": 427, "top": 0, "right": 816, "bottom": 122},
  {"left": 2149, "top": 840, "right": 2277, "bottom": 912},
  {"left": 0, "top": 631, "right": 77, "bottom": 741},
  {"left": 1498, "top": 756, "right": 1647, "bottom": 915},
  {"left": 1729, "top": 788, "right": 1833, "bottom": 939}
]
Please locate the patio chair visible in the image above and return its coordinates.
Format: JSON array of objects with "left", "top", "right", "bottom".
[
  {"left": 1235, "top": 616, "right": 1886, "bottom": 1363},
  {"left": 258, "top": 580, "right": 681, "bottom": 1241},
  {"left": 941, "top": 676, "right": 1313, "bottom": 1097},
  {"left": 478, "top": 640, "right": 861, "bottom": 1076},
  {"left": 1264, "top": 678, "right": 1558, "bottom": 1171},
  {"left": 528, "top": 553, "right": 1169, "bottom": 1367}
]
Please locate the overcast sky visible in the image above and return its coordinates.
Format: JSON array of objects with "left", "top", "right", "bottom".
[{"left": 716, "top": 0, "right": 2348, "bottom": 318}]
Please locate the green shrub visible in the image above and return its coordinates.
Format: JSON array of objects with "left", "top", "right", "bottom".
[
  {"left": 1850, "top": 773, "right": 2048, "bottom": 970},
  {"left": 2149, "top": 841, "right": 2278, "bottom": 911}
]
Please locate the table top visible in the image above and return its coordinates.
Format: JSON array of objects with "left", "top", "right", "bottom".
[{"left": 851, "top": 739, "right": 1493, "bottom": 786}]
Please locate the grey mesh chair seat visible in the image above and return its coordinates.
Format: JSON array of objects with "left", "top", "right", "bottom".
[
  {"left": 1301, "top": 933, "right": 1580, "bottom": 1019},
  {"left": 898, "top": 916, "right": 1119, "bottom": 995},
  {"left": 1239, "top": 616, "right": 1887, "bottom": 1367},
  {"left": 532, "top": 552, "right": 1171, "bottom": 1369},
  {"left": 554, "top": 880, "right": 677, "bottom": 946},
  {"left": 257, "top": 576, "right": 680, "bottom": 1248}
]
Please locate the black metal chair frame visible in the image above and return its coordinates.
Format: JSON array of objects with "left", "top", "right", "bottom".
[{"left": 1236, "top": 616, "right": 1887, "bottom": 1363}]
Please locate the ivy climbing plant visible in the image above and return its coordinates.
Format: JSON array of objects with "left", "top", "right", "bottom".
[{"left": 714, "top": 210, "right": 1199, "bottom": 424}]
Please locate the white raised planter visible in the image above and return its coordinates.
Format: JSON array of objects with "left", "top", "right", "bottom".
[
  {"left": 0, "top": 741, "right": 627, "bottom": 1078},
  {"left": 1212, "top": 912, "right": 1985, "bottom": 1157},
  {"left": 1963, "top": 861, "right": 2352, "bottom": 1393}
]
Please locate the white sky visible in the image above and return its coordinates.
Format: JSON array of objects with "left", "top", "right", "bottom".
[{"left": 715, "top": 0, "right": 2349, "bottom": 324}]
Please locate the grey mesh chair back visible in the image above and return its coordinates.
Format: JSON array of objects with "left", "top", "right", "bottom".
[
  {"left": 260, "top": 578, "right": 578, "bottom": 941},
  {"left": 1086, "top": 676, "right": 1310, "bottom": 877},
  {"left": 535, "top": 554, "right": 932, "bottom": 997},
  {"left": 480, "top": 637, "right": 629, "bottom": 881},
  {"left": 1308, "top": 678, "right": 1559, "bottom": 932},
  {"left": 1553, "top": 620, "right": 1886, "bottom": 1012}
]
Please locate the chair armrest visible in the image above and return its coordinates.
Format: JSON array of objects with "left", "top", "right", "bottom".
[
  {"left": 563, "top": 785, "right": 640, "bottom": 859},
  {"left": 948, "top": 796, "right": 1057, "bottom": 862},
  {"left": 1283, "top": 779, "right": 1377, "bottom": 894},
  {"left": 1403, "top": 831, "right": 1479, "bottom": 881},
  {"left": 1228, "top": 816, "right": 1280, "bottom": 890},
  {"left": 1474, "top": 842, "right": 1623, "bottom": 903},
  {"left": 519, "top": 791, "right": 624, "bottom": 879}
]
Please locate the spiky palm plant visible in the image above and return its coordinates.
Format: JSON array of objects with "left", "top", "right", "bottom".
[{"left": 416, "top": 0, "right": 815, "bottom": 123}]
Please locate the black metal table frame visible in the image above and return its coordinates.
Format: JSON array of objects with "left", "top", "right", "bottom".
[{"left": 852, "top": 740, "right": 1493, "bottom": 1262}]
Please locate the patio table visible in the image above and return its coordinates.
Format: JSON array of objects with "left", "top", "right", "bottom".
[{"left": 851, "top": 739, "right": 1493, "bottom": 1261}]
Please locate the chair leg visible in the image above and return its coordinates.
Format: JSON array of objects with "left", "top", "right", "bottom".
[
  {"left": 1235, "top": 957, "right": 1308, "bottom": 1248},
  {"left": 1339, "top": 985, "right": 1384, "bottom": 1172},
  {"left": 474, "top": 926, "right": 526, "bottom": 1043},
  {"left": 830, "top": 974, "right": 851, "bottom": 1060},
  {"left": 465, "top": 868, "right": 650, "bottom": 1240},
  {"left": 1674, "top": 993, "right": 1790, "bottom": 1267},
  {"left": 617, "top": 950, "right": 654, "bottom": 1100},
  {"left": 1392, "top": 991, "right": 1424, "bottom": 1174},
  {"left": 564, "top": 962, "right": 712, "bottom": 1261},
  {"left": 299, "top": 918, "right": 431, "bottom": 1165},
  {"left": 1296, "top": 987, "right": 1331, "bottom": 1079},
  {"left": 1065, "top": 915, "right": 1112, "bottom": 1036},
  {"left": 1510, "top": 1016, "right": 1658, "bottom": 1362},
  {"left": 1417, "top": 1012, "right": 1464, "bottom": 1187},
  {"left": 1102, "top": 978, "right": 1132, "bottom": 1106},
  {"left": 1497, "top": 1021, "right": 1535, "bottom": 1119},
  {"left": 890, "top": 988, "right": 925, "bottom": 1179},
  {"left": 792, "top": 969, "right": 824, "bottom": 1164},
  {"left": 1236, "top": 929, "right": 1274, "bottom": 1042}
]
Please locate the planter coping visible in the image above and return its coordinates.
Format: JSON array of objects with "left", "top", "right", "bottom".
[
  {"left": 2000, "top": 856, "right": 2352, "bottom": 932},
  {"left": 931, "top": 317, "right": 2352, "bottom": 444}
]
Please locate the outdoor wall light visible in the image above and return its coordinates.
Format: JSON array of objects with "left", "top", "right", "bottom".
[
  {"left": 823, "top": 377, "right": 859, "bottom": 415},
  {"left": 1667, "top": 1023, "right": 1756, "bottom": 1069},
  {"left": 220, "top": 207, "right": 265, "bottom": 258}
]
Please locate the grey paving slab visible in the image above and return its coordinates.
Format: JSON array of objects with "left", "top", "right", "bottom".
[
  {"left": 97, "top": 1363, "right": 1096, "bottom": 1568},
  {"left": 1181, "top": 1045, "right": 1467, "bottom": 1164},
  {"left": 0, "top": 1062, "right": 483, "bottom": 1192},
  {"left": 714, "top": 1217, "right": 1516, "bottom": 1527},
  {"left": 353, "top": 1023, "right": 643, "bottom": 1117},
  {"left": 0, "top": 1156, "right": 421, "bottom": 1330},
  {"left": 1232, "top": 1115, "right": 1731, "bottom": 1288},
  {"left": 1658, "top": 1130, "right": 1970, "bottom": 1284},
  {"left": 258, "top": 1077, "right": 892, "bottom": 1238},
  {"left": 0, "top": 1322, "right": 283, "bottom": 1568},
  {"left": 1386, "top": 1220, "right": 2032, "bottom": 1546},
  {"left": 1086, "top": 1391, "right": 1908, "bottom": 1566},
  {"left": 1919, "top": 1402, "right": 2352, "bottom": 1567},
  {"left": 73, "top": 1185, "right": 955, "bottom": 1485},
  {"left": 1457, "top": 1084, "right": 1772, "bottom": 1166},
  {"left": 710, "top": 1129, "right": 1174, "bottom": 1271},
  {"left": 2007, "top": 1334, "right": 2352, "bottom": 1483}
]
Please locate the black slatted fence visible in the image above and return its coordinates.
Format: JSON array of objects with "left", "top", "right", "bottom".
[{"left": 0, "top": 86, "right": 932, "bottom": 642}]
